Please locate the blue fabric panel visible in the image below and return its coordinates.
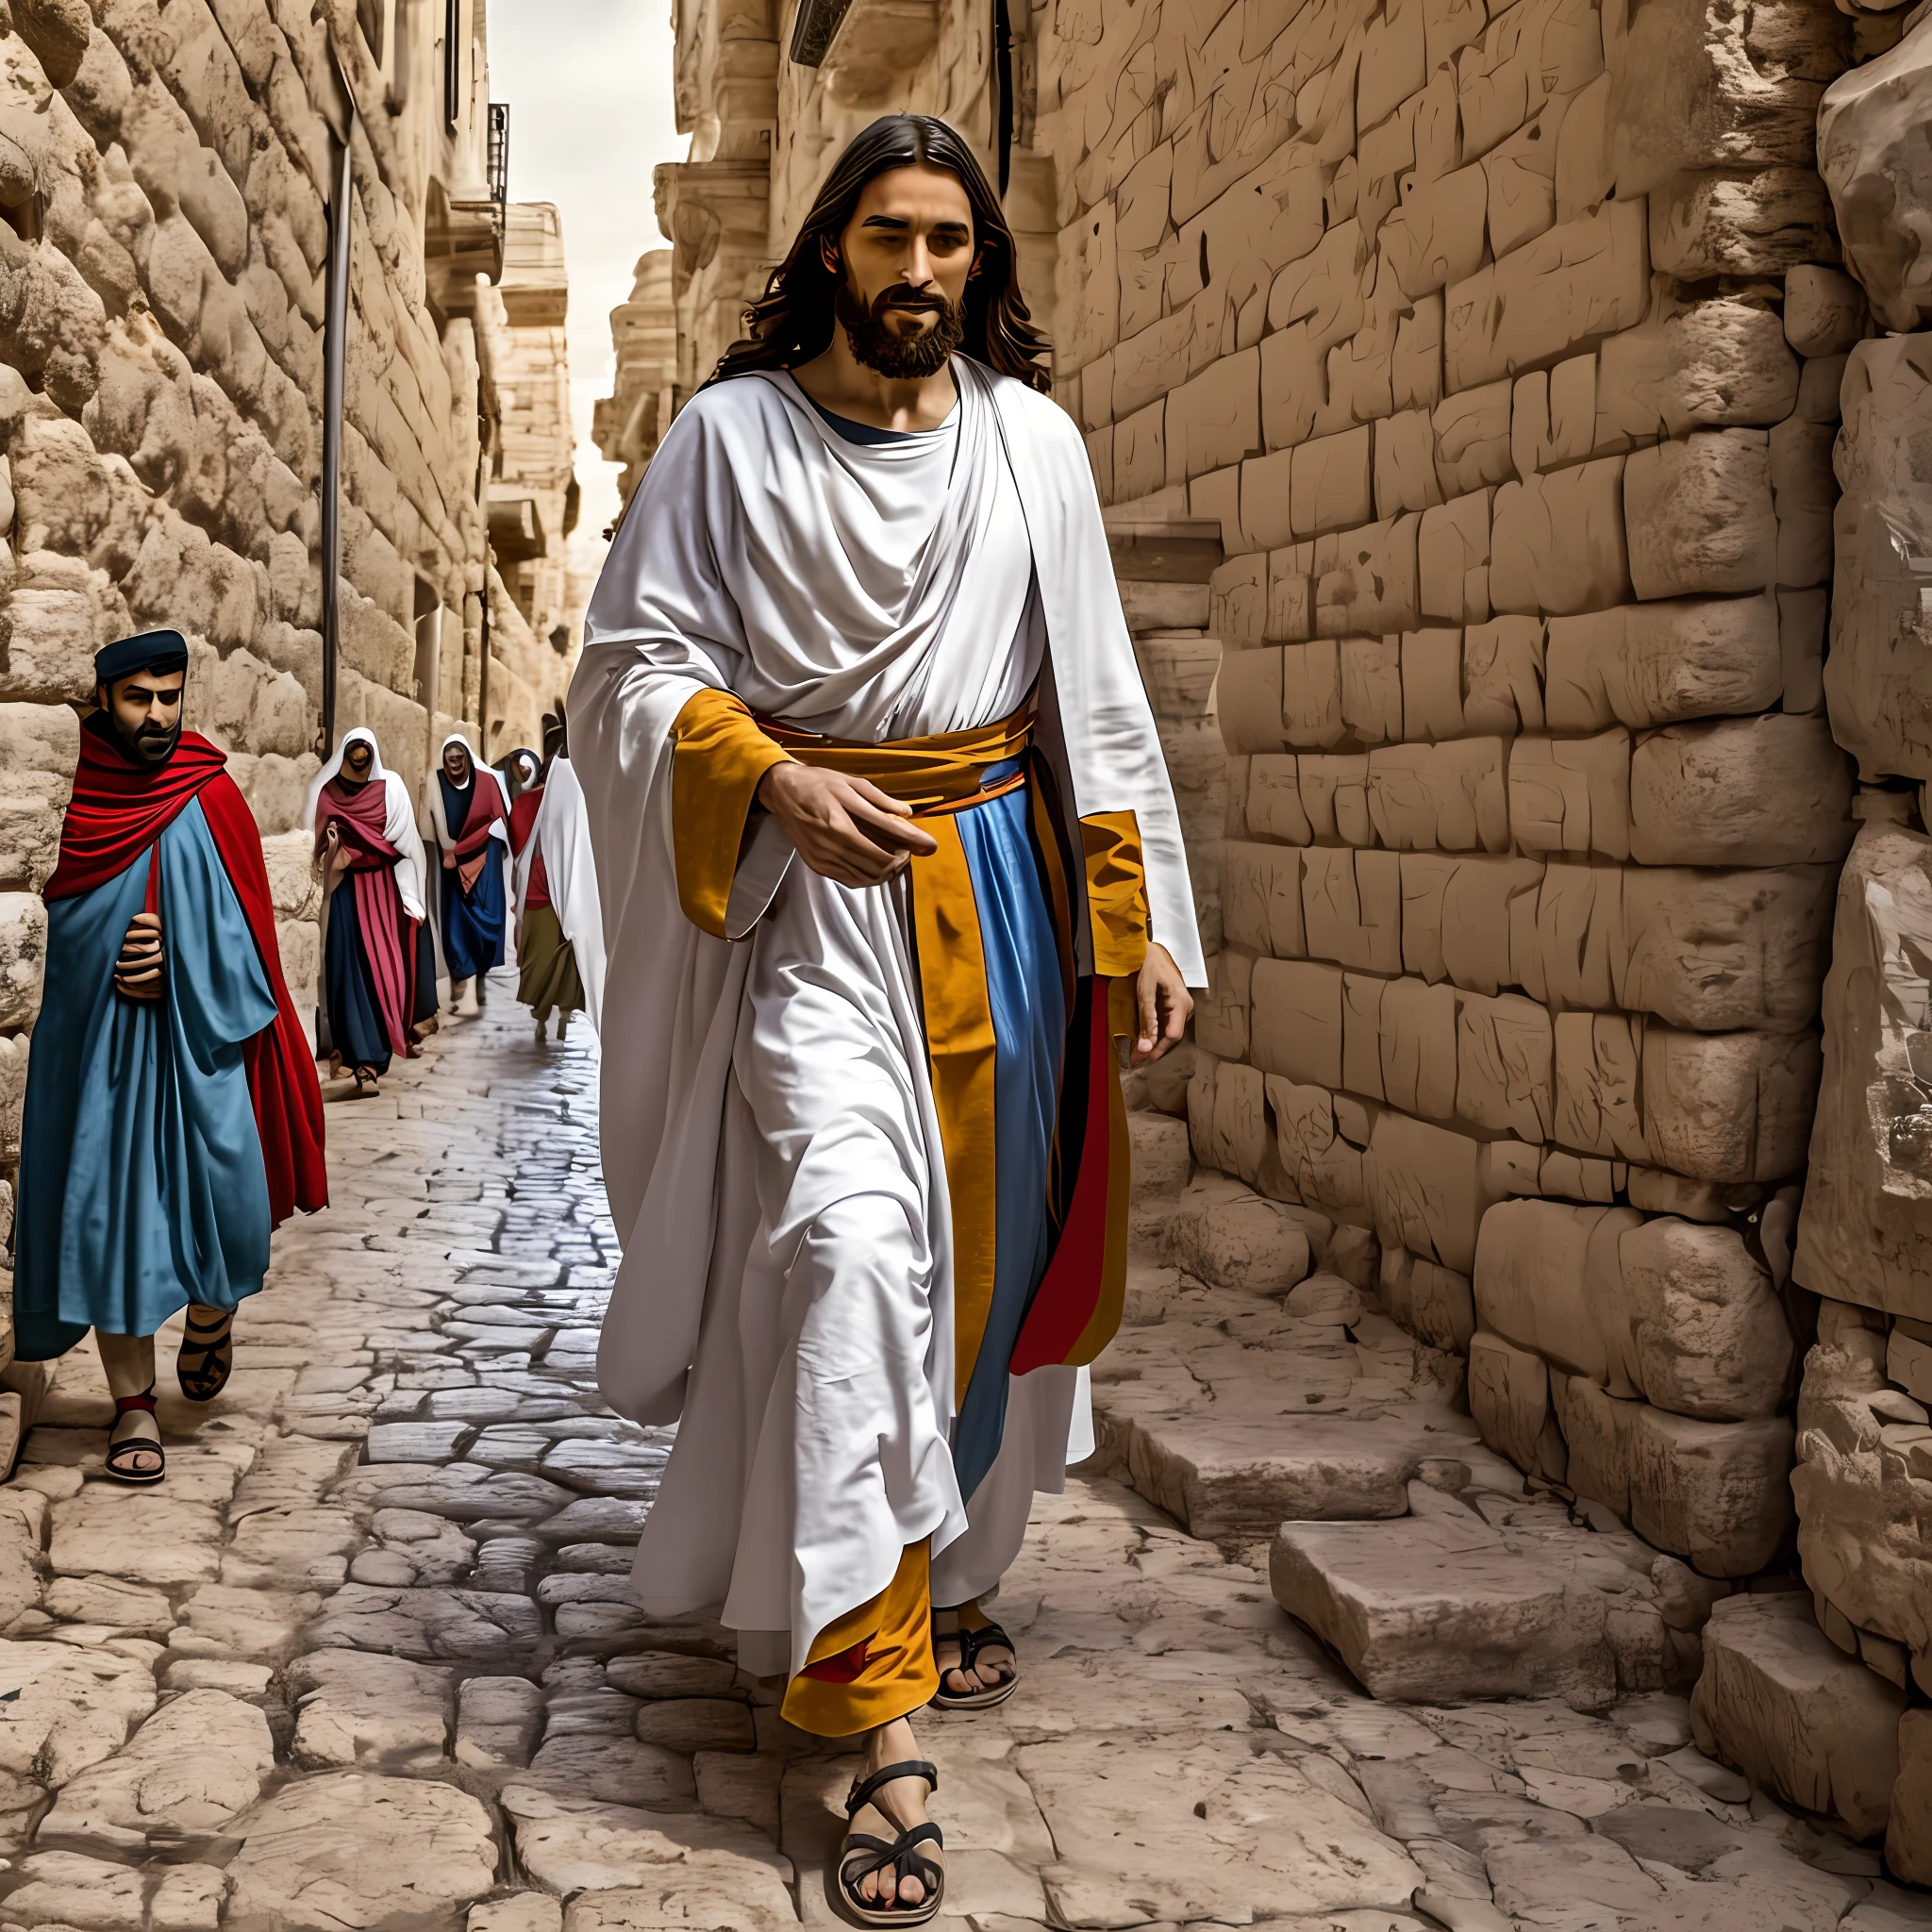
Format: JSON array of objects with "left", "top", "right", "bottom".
[
  {"left": 16, "top": 797, "right": 277, "bottom": 1357},
  {"left": 441, "top": 841, "right": 507, "bottom": 981},
  {"left": 324, "top": 877, "right": 393, "bottom": 1074},
  {"left": 949, "top": 774, "right": 1065, "bottom": 1502}
]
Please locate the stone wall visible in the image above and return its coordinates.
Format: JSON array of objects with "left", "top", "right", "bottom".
[
  {"left": 592, "top": 249, "right": 676, "bottom": 510},
  {"left": 0, "top": 0, "right": 520, "bottom": 1358}
]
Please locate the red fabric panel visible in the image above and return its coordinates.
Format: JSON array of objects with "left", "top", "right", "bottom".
[
  {"left": 44, "top": 718, "right": 228, "bottom": 902},
  {"left": 508, "top": 786, "right": 541, "bottom": 857},
  {"left": 351, "top": 866, "right": 411, "bottom": 1058},
  {"left": 317, "top": 776, "right": 399, "bottom": 867},
  {"left": 799, "top": 1640, "right": 871, "bottom": 1684},
  {"left": 197, "top": 773, "right": 329, "bottom": 1224},
  {"left": 1009, "top": 983, "right": 1113, "bottom": 1374}
]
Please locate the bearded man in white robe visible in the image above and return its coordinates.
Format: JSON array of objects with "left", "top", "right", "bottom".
[{"left": 573, "top": 113, "right": 1204, "bottom": 1923}]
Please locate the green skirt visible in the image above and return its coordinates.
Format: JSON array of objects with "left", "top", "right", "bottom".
[{"left": 518, "top": 905, "right": 584, "bottom": 1020}]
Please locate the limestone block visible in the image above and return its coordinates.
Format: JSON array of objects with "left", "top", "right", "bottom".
[
  {"left": 1616, "top": 863, "right": 1836, "bottom": 1034},
  {"left": 1474, "top": 1196, "right": 1640, "bottom": 1390},
  {"left": 1556, "top": 70, "right": 1614, "bottom": 221},
  {"left": 0, "top": 1025, "right": 24, "bottom": 1164},
  {"left": 1620, "top": 1218, "right": 1794, "bottom": 1422},
  {"left": 1291, "top": 428, "right": 1372, "bottom": 539},
  {"left": 1418, "top": 488, "right": 1491, "bottom": 624},
  {"left": 1457, "top": 991, "right": 1553, "bottom": 1141},
  {"left": 1441, "top": 854, "right": 1545, "bottom": 994},
  {"left": 0, "top": 892, "right": 44, "bottom": 1030},
  {"left": 1432, "top": 380, "right": 1513, "bottom": 495},
  {"left": 1793, "top": 824, "right": 1932, "bottom": 1317},
  {"left": 1469, "top": 1328, "right": 1562, "bottom": 1477},
  {"left": 1624, "top": 431, "right": 1776, "bottom": 600},
  {"left": 1376, "top": 975, "right": 1457, "bottom": 1120},
  {"left": 1303, "top": 845, "right": 1401, "bottom": 972},
  {"left": 1339, "top": 635, "right": 1402, "bottom": 744},
  {"left": 1166, "top": 349, "right": 1260, "bottom": 483},
  {"left": 1508, "top": 731, "right": 1631, "bottom": 861},
  {"left": 1250, "top": 958, "right": 1343, "bottom": 1088},
  {"left": 1366, "top": 1110, "right": 1498, "bottom": 1273},
  {"left": 1342, "top": 972, "right": 1386, "bottom": 1102},
  {"left": 1443, "top": 202, "right": 1649, "bottom": 392},
  {"left": 1597, "top": 298, "right": 1800, "bottom": 440},
  {"left": 1221, "top": 841, "right": 1305, "bottom": 958},
  {"left": 1629, "top": 715, "right": 1855, "bottom": 867},
  {"left": 1211, "top": 1058, "right": 1271, "bottom": 1187},
  {"left": 1615, "top": 0, "right": 1845, "bottom": 178},
  {"left": 1554, "top": 1012, "right": 1648, "bottom": 1162},
  {"left": 1383, "top": 165, "right": 1489, "bottom": 303},
  {"left": 1491, "top": 457, "right": 1631, "bottom": 615},
  {"left": 1373, "top": 408, "right": 1442, "bottom": 519},
  {"left": 1299, "top": 754, "right": 1372, "bottom": 844},
  {"left": 1483, "top": 96, "right": 1568, "bottom": 258},
  {"left": 1510, "top": 355, "right": 1605, "bottom": 478},
  {"left": 1164, "top": 1175, "right": 1311, "bottom": 1292},
  {"left": 1890, "top": 1709, "right": 1932, "bottom": 1885},
  {"left": 1544, "top": 594, "right": 1782, "bottom": 731},
  {"left": 1282, "top": 640, "right": 1346, "bottom": 747},
  {"left": 1365, "top": 739, "right": 1509, "bottom": 853},
  {"left": 1641, "top": 1024, "right": 1822, "bottom": 1183},
  {"left": 1270, "top": 1515, "right": 1616, "bottom": 1711},
  {"left": 1270, "top": 1075, "right": 1373, "bottom": 1223},
  {"left": 1215, "top": 647, "right": 1286, "bottom": 755},
  {"left": 1246, "top": 754, "right": 1312, "bottom": 842},
  {"left": 1828, "top": 337, "right": 1932, "bottom": 782},
  {"left": 1818, "top": 17, "right": 1932, "bottom": 333},
  {"left": 1461, "top": 614, "right": 1545, "bottom": 735},
  {"left": 1313, "top": 515, "right": 1420, "bottom": 638},
  {"left": 1784, "top": 264, "right": 1868, "bottom": 358},
  {"left": 1194, "top": 949, "right": 1251, "bottom": 1062},
  {"left": 1409, "top": 1253, "right": 1477, "bottom": 1354},
  {"left": 1555, "top": 1374, "right": 1796, "bottom": 1574},
  {"left": 1399, "top": 851, "right": 1457, "bottom": 980},
  {"left": 1690, "top": 1592, "right": 1904, "bottom": 1840}
]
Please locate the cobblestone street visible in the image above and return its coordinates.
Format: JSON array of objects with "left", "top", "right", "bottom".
[{"left": 0, "top": 981, "right": 1921, "bottom": 1932}]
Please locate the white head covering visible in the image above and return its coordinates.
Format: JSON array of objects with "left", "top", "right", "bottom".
[
  {"left": 425, "top": 731, "right": 511, "bottom": 849},
  {"left": 306, "top": 725, "right": 430, "bottom": 922},
  {"left": 512, "top": 753, "right": 605, "bottom": 1033}
]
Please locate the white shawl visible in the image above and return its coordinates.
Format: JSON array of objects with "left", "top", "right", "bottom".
[
  {"left": 303, "top": 725, "right": 428, "bottom": 921},
  {"left": 512, "top": 756, "right": 606, "bottom": 1031}
]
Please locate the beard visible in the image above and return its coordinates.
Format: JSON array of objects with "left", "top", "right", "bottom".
[
  {"left": 115, "top": 715, "right": 181, "bottom": 766},
  {"left": 834, "top": 278, "right": 965, "bottom": 379}
]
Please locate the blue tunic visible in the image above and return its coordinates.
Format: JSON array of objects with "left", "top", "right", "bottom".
[
  {"left": 16, "top": 798, "right": 278, "bottom": 1357},
  {"left": 438, "top": 772, "right": 507, "bottom": 981},
  {"left": 949, "top": 764, "right": 1067, "bottom": 1502}
]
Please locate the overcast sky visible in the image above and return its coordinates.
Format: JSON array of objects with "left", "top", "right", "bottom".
[{"left": 490, "top": 0, "right": 683, "bottom": 579}]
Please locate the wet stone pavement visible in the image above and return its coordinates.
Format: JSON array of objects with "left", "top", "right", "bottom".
[{"left": 2, "top": 974, "right": 1930, "bottom": 1932}]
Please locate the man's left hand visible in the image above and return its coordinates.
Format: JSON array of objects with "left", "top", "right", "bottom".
[{"left": 1131, "top": 942, "right": 1191, "bottom": 1065}]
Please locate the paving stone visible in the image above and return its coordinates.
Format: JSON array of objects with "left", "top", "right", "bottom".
[
  {"left": 541, "top": 1438, "right": 665, "bottom": 1498},
  {"left": 161, "top": 1658, "right": 275, "bottom": 1696},
  {"left": 0, "top": 1640, "right": 158, "bottom": 1786},
  {"left": 606, "top": 1654, "right": 741, "bottom": 1699},
  {"left": 336, "top": 1462, "right": 575, "bottom": 1522},
  {"left": 527, "top": 1734, "right": 701, "bottom": 1807},
  {"left": 535, "top": 1497, "right": 650, "bottom": 1543},
  {"left": 149, "top": 1862, "right": 230, "bottom": 1932},
  {"left": 305, "top": 1584, "right": 541, "bottom": 1662},
  {"left": 42, "top": 1575, "right": 175, "bottom": 1637},
  {"left": 224, "top": 1772, "right": 498, "bottom": 1932},
  {"left": 38, "top": 1689, "right": 275, "bottom": 1854},
  {"left": 693, "top": 1751, "right": 782, "bottom": 1841},
  {"left": 500, "top": 1783, "right": 794, "bottom": 1901},
  {"left": 364, "top": 1421, "right": 477, "bottom": 1463},
  {"left": 289, "top": 1649, "right": 455, "bottom": 1770},
  {"left": 4, "top": 1848, "right": 149, "bottom": 1928},
  {"left": 631, "top": 1698, "right": 758, "bottom": 1753},
  {"left": 172, "top": 1583, "right": 322, "bottom": 1661},
  {"left": 1271, "top": 1516, "right": 1617, "bottom": 1713},
  {"left": 220, "top": 1507, "right": 363, "bottom": 1590},
  {"left": 48, "top": 1488, "right": 224, "bottom": 1588},
  {"left": 470, "top": 1897, "right": 562, "bottom": 1932},
  {"left": 456, "top": 1674, "right": 545, "bottom": 1769},
  {"left": 473, "top": 1536, "right": 544, "bottom": 1593}
]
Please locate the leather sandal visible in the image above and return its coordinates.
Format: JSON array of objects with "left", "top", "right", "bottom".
[
  {"left": 836, "top": 1759, "right": 943, "bottom": 1926},
  {"left": 931, "top": 1616, "right": 1019, "bottom": 1711},
  {"left": 106, "top": 1389, "right": 164, "bottom": 1486},
  {"left": 175, "top": 1307, "right": 234, "bottom": 1403},
  {"left": 352, "top": 1065, "right": 381, "bottom": 1097}
]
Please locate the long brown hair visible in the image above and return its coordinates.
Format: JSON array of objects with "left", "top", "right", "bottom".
[{"left": 708, "top": 115, "right": 1051, "bottom": 393}]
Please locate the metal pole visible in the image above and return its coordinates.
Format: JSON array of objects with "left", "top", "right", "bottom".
[
  {"left": 320, "top": 128, "right": 353, "bottom": 757},
  {"left": 478, "top": 558, "right": 491, "bottom": 758}
]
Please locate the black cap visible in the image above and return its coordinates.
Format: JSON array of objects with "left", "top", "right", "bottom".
[{"left": 94, "top": 629, "right": 189, "bottom": 686}]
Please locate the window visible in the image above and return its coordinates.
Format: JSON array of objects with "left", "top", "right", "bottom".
[{"left": 443, "top": 0, "right": 462, "bottom": 131}]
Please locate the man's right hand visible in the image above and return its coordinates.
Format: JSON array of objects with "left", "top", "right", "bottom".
[
  {"left": 115, "top": 909, "right": 164, "bottom": 1001},
  {"left": 757, "top": 761, "right": 938, "bottom": 889}
]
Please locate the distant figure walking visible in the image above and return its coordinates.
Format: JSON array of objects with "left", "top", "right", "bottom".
[
  {"left": 510, "top": 722, "right": 604, "bottom": 1043},
  {"left": 308, "top": 726, "right": 438, "bottom": 1096},
  {"left": 17, "top": 630, "right": 326, "bottom": 1485},
  {"left": 421, "top": 733, "right": 508, "bottom": 1016}
]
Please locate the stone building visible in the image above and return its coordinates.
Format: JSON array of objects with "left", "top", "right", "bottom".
[
  {"left": 592, "top": 247, "right": 676, "bottom": 514},
  {"left": 0, "top": 0, "right": 571, "bottom": 1340},
  {"left": 637, "top": 0, "right": 1932, "bottom": 1879}
]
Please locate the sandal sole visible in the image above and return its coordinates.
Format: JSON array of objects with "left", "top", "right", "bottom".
[
  {"left": 930, "top": 1672, "right": 1020, "bottom": 1712},
  {"left": 827, "top": 1854, "right": 943, "bottom": 1929}
]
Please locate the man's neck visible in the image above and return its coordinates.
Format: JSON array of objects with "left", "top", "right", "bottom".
[{"left": 790, "top": 339, "right": 957, "bottom": 433}]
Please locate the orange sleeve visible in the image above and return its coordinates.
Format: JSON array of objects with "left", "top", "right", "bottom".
[
  {"left": 1079, "top": 809, "right": 1150, "bottom": 980},
  {"left": 670, "top": 688, "right": 793, "bottom": 938}
]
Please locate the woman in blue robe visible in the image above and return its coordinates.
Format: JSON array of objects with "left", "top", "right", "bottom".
[{"left": 419, "top": 733, "right": 508, "bottom": 1015}]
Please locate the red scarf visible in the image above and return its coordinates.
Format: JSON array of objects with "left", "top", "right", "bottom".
[
  {"left": 44, "top": 715, "right": 328, "bottom": 1224},
  {"left": 446, "top": 771, "right": 507, "bottom": 891},
  {"left": 317, "top": 774, "right": 400, "bottom": 869}
]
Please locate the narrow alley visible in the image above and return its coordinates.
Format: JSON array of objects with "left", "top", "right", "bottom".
[{"left": 0, "top": 983, "right": 1913, "bottom": 1932}]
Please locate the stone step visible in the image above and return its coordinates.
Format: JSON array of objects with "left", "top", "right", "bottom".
[{"left": 1271, "top": 1514, "right": 1620, "bottom": 1712}]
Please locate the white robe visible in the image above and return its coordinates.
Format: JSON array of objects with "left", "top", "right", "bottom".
[
  {"left": 573, "top": 358, "right": 1202, "bottom": 1672},
  {"left": 512, "top": 756, "right": 607, "bottom": 1032}
]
